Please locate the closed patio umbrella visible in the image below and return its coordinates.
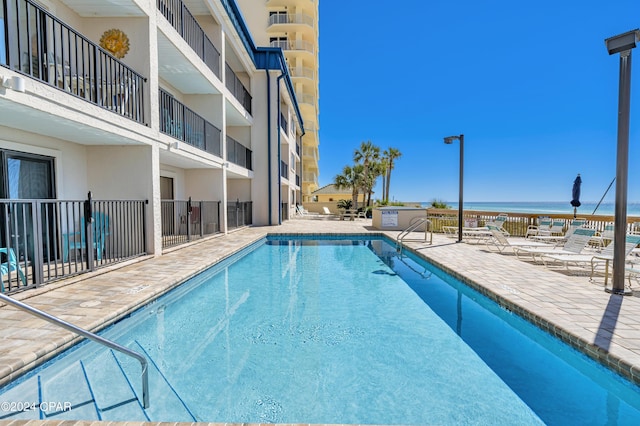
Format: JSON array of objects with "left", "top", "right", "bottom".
[{"left": 571, "top": 174, "right": 582, "bottom": 218}]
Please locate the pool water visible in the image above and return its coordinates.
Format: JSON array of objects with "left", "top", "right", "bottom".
[{"left": 1, "top": 236, "right": 640, "bottom": 425}]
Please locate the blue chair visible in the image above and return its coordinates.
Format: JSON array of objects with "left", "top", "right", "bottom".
[
  {"left": 62, "top": 212, "right": 109, "bottom": 262},
  {"left": 0, "top": 247, "right": 27, "bottom": 292}
]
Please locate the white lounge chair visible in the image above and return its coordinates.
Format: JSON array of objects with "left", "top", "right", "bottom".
[
  {"left": 589, "top": 223, "right": 615, "bottom": 250},
  {"left": 484, "top": 225, "right": 555, "bottom": 254},
  {"left": 525, "top": 217, "right": 552, "bottom": 239},
  {"left": 513, "top": 228, "right": 596, "bottom": 262},
  {"left": 540, "top": 234, "right": 640, "bottom": 277},
  {"left": 531, "top": 218, "right": 586, "bottom": 244}
]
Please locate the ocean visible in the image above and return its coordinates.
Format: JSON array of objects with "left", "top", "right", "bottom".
[{"left": 420, "top": 201, "right": 640, "bottom": 217}]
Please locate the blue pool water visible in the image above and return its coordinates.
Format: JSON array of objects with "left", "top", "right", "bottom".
[{"left": 1, "top": 236, "right": 640, "bottom": 424}]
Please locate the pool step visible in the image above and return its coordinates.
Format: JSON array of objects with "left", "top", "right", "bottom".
[{"left": 0, "top": 339, "right": 196, "bottom": 422}]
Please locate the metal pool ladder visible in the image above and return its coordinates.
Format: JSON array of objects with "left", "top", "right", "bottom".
[
  {"left": 396, "top": 217, "right": 432, "bottom": 253},
  {"left": 0, "top": 293, "right": 150, "bottom": 409}
]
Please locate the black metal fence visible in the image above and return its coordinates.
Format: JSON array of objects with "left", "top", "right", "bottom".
[
  {"left": 227, "top": 201, "right": 252, "bottom": 231},
  {"left": 225, "top": 63, "right": 252, "bottom": 114},
  {"left": 159, "top": 89, "right": 222, "bottom": 156},
  {"left": 1, "top": 0, "right": 146, "bottom": 123},
  {"left": 157, "top": 0, "right": 220, "bottom": 77},
  {"left": 161, "top": 199, "right": 221, "bottom": 248},
  {"left": 1, "top": 196, "right": 147, "bottom": 294},
  {"left": 226, "top": 136, "right": 252, "bottom": 170}
]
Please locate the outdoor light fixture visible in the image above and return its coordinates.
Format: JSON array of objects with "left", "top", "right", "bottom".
[
  {"left": 444, "top": 134, "right": 464, "bottom": 243},
  {"left": 1, "top": 75, "right": 25, "bottom": 92},
  {"left": 605, "top": 29, "right": 639, "bottom": 295},
  {"left": 605, "top": 29, "right": 640, "bottom": 55}
]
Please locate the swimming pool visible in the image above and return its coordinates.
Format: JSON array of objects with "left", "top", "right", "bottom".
[{"left": 1, "top": 235, "right": 639, "bottom": 424}]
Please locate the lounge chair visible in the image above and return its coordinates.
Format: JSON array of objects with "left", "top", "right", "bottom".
[
  {"left": 531, "top": 218, "right": 586, "bottom": 244},
  {"left": 525, "top": 217, "right": 552, "bottom": 239},
  {"left": 589, "top": 223, "right": 615, "bottom": 250},
  {"left": 484, "top": 225, "right": 555, "bottom": 254},
  {"left": 540, "top": 234, "right": 640, "bottom": 274},
  {"left": 512, "top": 228, "right": 596, "bottom": 262},
  {"left": 0, "top": 247, "right": 27, "bottom": 292}
]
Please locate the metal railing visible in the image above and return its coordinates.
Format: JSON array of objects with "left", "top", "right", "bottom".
[
  {"left": 397, "top": 218, "right": 432, "bottom": 254},
  {"left": 0, "top": 195, "right": 147, "bottom": 294},
  {"left": 0, "top": 292, "right": 149, "bottom": 408},
  {"left": 268, "top": 13, "right": 315, "bottom": 28},
  {"left": 225, "top": 63, "right": 252, "bottom": 114},
  {"left": 269, "top": 39, "right": 315, "bottom": 55},
  {"left": 161, "top": 199, "right": 220, "bottom": 249},
  {"left": 1, "top": 0, "right": 146, "bottom": 123},
  {"left": 227, "top": 201, "right": 252, "bottom": 230},
  {"left": 290, "top": 66, "right": 316, "bottom": 80},
  {"left": 157, "top": 0, "right": 220, "bottom": 77},
  {"left": 226, "top": 136, "right": 252, "bottom": 170},
  {"left": 159, "top": 89, "right": 222, "bottom": 156}
]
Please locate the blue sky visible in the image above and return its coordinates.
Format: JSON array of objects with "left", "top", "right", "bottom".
[{"left": 317, "top": 0, "right": 640, "bottom": 204}]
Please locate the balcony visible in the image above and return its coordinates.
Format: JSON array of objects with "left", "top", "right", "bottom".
[
  {"left": 225, "top": 63, "right": 252, "bottom": 114},
  {"left": 268, "top": 13, "right": 315, "bottom": 36},
  {"left": 269, "top": 39, "right": 315, "bottom": 56},
  {"left": 289, "top": 66, "right": 316, "bottom": 80},
  {"left": 157, "top": 0, "right": 221, "bottom": 78},
  {"left": 159, "top": 89, "right": 222, "bottom": 156},
  {"left": 226, "top": 136, "right": 252, "bottom": 170},
  {"left": 1, "top": 0, "right": 146, "bottom": 124},
  {"left": 280, "top": 160, "right": 289, "bottom": 179},
  {"left": 280, "top": 113, "right": 288, "bottom": 135}
]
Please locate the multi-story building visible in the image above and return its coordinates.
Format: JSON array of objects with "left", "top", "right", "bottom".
[
  {"left": 0, "top": 0, "right": 304, "bottom": 293},
  {"left": 236, "top": 0, "right": 320, "bottom": 202}
]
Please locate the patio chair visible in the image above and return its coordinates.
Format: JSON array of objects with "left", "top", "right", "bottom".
[
  {"left": 62, "top": 212, "right": 110, "bottom": 262},
  {"left": 0, "top": 247, "right": 27, "bottom": 292},
  {"left": 484, "top": 225, "right": 554, "bottom": 254},
  {"left": 540, "top": 233, "right": 640, "bottom": 272},
  {"left": 525, "top": 217, "right": 552, "bottom": 239},
  {"left": 589, "top": 223, "right": 615, "bottom": 250},
  {"left": 532, "top": 218, "right": 586, "bottom": 244},
  {"left": 513, "top": 228, "right": 596, "bottom": 262}
]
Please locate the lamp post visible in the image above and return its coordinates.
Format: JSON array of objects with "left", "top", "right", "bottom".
[
  {"left": 605, "top": 29, "right": 639, "bottom": 295},
  {"left": 444, "top": 134, "right": 464, "bottom": 243}
]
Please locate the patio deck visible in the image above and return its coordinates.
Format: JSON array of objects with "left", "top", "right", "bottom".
[{"left": 1, "top": 218, "right": 640, "bottom": 425}]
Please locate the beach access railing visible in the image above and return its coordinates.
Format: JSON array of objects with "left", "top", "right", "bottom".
[{"left": 425, "top": 208, "right": 640, "bottom": 238}]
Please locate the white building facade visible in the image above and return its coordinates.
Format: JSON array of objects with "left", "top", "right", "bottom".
[{"left": 0, "top": 0, "right": 303, "bottom": 292}]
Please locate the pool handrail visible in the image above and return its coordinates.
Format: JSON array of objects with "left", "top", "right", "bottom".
[
  {"left": 0, "top": 293, "right": 149, "bottom": 408},
  {"left": 397, "top": 217, "right": 433, "bottom": 253}
]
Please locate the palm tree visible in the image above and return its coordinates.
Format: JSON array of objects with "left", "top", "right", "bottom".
[
  {"left": 354, "top": 141, "right": 380, "bottom": 207},
  {"left": 334, "top": 164, "right": 364, "bottom": 210},
  {"left": 382, "top": 147, "right": 402, "bottom": 203}
]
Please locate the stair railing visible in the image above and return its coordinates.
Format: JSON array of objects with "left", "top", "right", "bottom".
[
  {"left": 0, "top": 293, "right": 149, "bottom": 408},
  {"left": 396, "top": 217, "right": 433, "bottom": 253}
]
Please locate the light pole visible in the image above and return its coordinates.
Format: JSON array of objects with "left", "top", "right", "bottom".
[
  {"left": 605, "top": 29, "right": 639, "bottom": 295},
  {"left": 444, "top": 134, "right": 464, "bottom": 243}
]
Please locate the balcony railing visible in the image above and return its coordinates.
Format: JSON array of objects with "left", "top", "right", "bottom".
[
  {"left": 1, "top": 0, "right": 146, "bottom": 123},
  {"left": 0, "top": 196, "right": 146, "bottom": 294},
  {"left": 159, "top": 89, "right": 222, "bottom": 156},
  {"left": 290, "top": 66, "right": 316, "bottom": 80},
  {"left": 161, "top": 199, "right": 220, "bottom": 249},
  {"left": 226, "top": 136, "right": 252, "bottom": 170},
  {"left": 268, "top": 13, "right": 314, "bottom": 28},
  {"left": 157, "top": 0, "right": 221, "bottom": 78},
  {"left": 269, "top": 39, "right": 315, "bottom": 55},
  {"left": 225, "top": 63, "right": 252, "bottom": 114},
  {"left": 227, "top": 201, "right": 252, "bottom": 230}
]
